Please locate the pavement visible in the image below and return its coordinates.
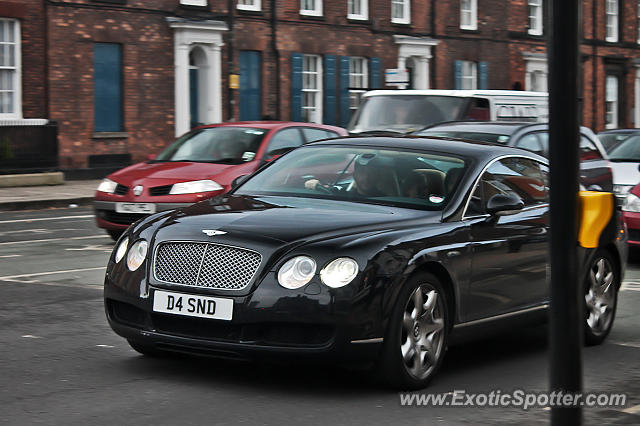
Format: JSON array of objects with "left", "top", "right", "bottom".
[{"left": 0, "top": 179, "right": 100, "bottom": 211}]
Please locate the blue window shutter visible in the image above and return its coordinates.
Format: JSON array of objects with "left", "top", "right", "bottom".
[
  {"left": 240, "top": 51, "right": 262, "bottom": 121},
  {"left": 369, "top": 57, "right": 382, "bottom": 89},
  {"left": 339, "top": 56, "right": 350, "bottom": 127},
  {"left": 479, "top": 61, "right": 488, "bottom": 89},
  {"left": 323, "top": 55, "right": 337, "bottom": 125},
  {"left": 454, "top": 60, "right": 463, "bottom": 90},
  {"left": 94, "top": 43, "right": 123, "bottom": 132},
  {"left": 291, "top": 53, "right": 303, "bottom": 122}
]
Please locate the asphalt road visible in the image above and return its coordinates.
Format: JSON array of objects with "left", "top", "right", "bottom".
[{"left": 1, "top": 207, "right": 639, "bottom": 425}]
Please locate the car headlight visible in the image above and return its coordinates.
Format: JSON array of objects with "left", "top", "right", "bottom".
[
  {"left": 127, "top": 240, "right": 148, "bottom": 271},
  {"left": 97, "top": 178, "right": 118, "bottom": 194},
  {"left": 277, "top": 256, "right": 317, "bottom": 289},
  {"left": 320, "top": 257, "right": 359, "bottom": 288},
  {"left": 613, "top": 184, "right": 633, "bottom": 197},
  {"left": 623, "top": 193, "right": 640, "bottom": 213},
  {"left": 114, "top": 237, "right": 129, "bottom": 264},
  {"left": 169, "top": 180, "right": 224, "bottom": 195}
]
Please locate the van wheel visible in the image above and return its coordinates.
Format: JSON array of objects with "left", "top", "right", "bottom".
[{"left": 379, "top": 272, "right": 449, "bottom": 390}]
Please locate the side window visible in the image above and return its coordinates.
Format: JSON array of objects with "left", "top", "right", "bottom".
[
  {"left": 265, "top": 128, "right": 304, "bottom": 158},
  {"left": 515, "top": 133, "right": 543, "bottom": 155},
  {"left": 301, "top": 128, "right": 338, "bottom": 143},
  {"left": 465, "top": 157, "right": 548, "bottom": 217},
  {"left": 580, "top": 136, "right": 604, "bottom": 161}
]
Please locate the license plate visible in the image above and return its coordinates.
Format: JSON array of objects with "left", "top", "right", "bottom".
[
  {"left": 152, "top": 290, "right": 233, "bottom": 320},
  {"left": 115, "top": 202, "right": 156, "bottom": 214}
]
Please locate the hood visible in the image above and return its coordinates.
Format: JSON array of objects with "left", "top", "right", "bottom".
[
  {"left": 109, "top": 161, "right": 237, "bottom": 186},
  {"left": 153, "top": 194, "right": 440, "bottom": 246},
  {"left": 610, "top": 161, "right": 640, "bottom": 186}
]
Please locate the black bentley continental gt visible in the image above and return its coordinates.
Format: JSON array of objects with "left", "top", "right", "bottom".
[{"left": 104, "top": 137, "right": 626, "bottom": 389}]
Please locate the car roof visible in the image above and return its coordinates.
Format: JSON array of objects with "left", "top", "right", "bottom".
[
  {"left": 196, "top": 121, "right": 345, "bottom": 131},
  {"left": 597, "top": 128, "right": 640, "bottom": 134},
  {"left": 419, "top": 121, "right": 538, "bottom": 135},
  {"left": 310, "top": 135, "right": 546, "bottom": 163}
]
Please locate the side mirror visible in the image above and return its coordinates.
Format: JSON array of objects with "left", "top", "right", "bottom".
[
  {"left": 231, "top": 174, "right": 249, "bottom": 190},
  {"left": 486, "top": 193, "right": 524, "bottom": 215}
]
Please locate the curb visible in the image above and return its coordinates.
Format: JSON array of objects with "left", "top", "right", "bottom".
[
  {"left": 0, "top": 196, "right": 94, "bottom": 211},
  {"left": 0, "top": 172, "right": 65, "bottom": 188}
]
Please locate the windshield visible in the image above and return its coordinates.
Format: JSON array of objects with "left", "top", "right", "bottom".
[
  {"left": 418, "top": 130, "right": 511, "bottom": 144},
  {"left": 235, "top": 145, "right": 467, "bottom": 210},
  {"left": 347, "top": 95, "right": 469, "bottom": 134},
  {"left": 608, "top": 135, "right": 640, "bottom": 161},
  {"left": 153, "top": 127, "right": 268, "bottom": 164},
  {"left": 598, "top": 132, "right": 637, "bottom": 153}
]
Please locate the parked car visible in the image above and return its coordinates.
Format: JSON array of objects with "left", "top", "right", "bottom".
[
  {"left": 600, "top": 134, "right": 640, "bottom": 202},
  {"left": 597, "top": 128, "right": 640, "bottom": 153},
  {"left": 94, "top": 121, "right": 347, "bottom": 239},
  {"left": 622, "top": 182, "right": 640, "bottom": 247},
  {"left": 104, "top": 136, "right": 625, "bottom": 389},
  {"left": 415, "top": 121, "right": 613, "bottom": 192},
  {"left": 347, "top": 90, "right": 548, "bottom": 135}
]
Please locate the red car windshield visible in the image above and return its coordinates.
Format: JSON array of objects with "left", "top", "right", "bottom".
[{"left": 153, "top": 127, "right": 269, "bottom": 164}]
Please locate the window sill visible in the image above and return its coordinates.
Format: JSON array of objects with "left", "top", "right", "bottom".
[
  {"left": 460, "top": 28, "right": 480, "bottom": 34},
  {"left": 299, "top": 13, "right": 325, "bottom": 21},
  {"left": 237, "top": 8, "right": 264, "bottom": 16},
  {"left": 92, "top": 132, "right": 129, "bottom": 139}
]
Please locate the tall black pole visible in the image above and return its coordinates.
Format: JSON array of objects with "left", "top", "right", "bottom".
[{"left": 547, "top": 0, "right": 582, "bottom": 425}]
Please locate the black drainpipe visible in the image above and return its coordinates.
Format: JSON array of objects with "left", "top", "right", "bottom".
[
  {"left": 591, "top": 0, "right": 597, "bottom": 130},
  {"left": 271, "top": 0, "right": 281, "bottom": 119}
]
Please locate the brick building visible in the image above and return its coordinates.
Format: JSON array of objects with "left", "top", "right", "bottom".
[{"left": 2, "top": 0, "right": 640, "bottom": 172}]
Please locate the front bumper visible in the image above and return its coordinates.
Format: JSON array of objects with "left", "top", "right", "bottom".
[
  {"left": 104, "top": 274, "right": 384, "bottom": 362},
  {"left": 94, "top": 201, "right": 194, "bottom": 230},
  {"left": 623, "top": 211, "right": 640, "bottom": 246}
]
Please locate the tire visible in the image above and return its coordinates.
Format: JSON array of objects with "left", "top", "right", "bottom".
[
  {"left": 107, "top": 229, "right": 124, "bottom": 242},
  {"left": 127, "top": 340, "right": 166, "bottom": 357},
  {"left": 378, "top": 272, "right": 450, "bottom": 390},
  {"left": 584, "top": 250, "right": 619, "bottom": 346}
]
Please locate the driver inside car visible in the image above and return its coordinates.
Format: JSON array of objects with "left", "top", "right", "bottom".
[{"left": 304, "top": 154, "right": 392, "bottom": 197}]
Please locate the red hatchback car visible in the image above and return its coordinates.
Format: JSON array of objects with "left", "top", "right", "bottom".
[
  {"left": 622, "top": 181, "right": 640, "bottom": 247},
  {"left": 94, "top": 121, "right": 347, "bottom": 239}
]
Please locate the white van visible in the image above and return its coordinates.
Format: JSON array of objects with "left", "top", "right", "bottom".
[{"left": 347, "top": 90, "right": 549, "bottom": 135}]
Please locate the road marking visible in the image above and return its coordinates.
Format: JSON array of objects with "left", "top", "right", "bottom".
[
  {"left": 96, "top": 344, "right": 115, "bottom": 348},
  {"left": 610, "top": 341, "right": 640, "bottom": 349},
  {"left": 0, "top": 214, "right": 94, "bottom": 224},
  {"left": 21, "top": 335, "right": 42, "bottom": 339},
  {"left": 0, "top": 266, "right": 106, "bottom": 281},
  {"left": 0, "top": 235, "right": 110, "bottom": 246},
  {"left": 0, "top": 254, "right": 21, "bottom": 258},
  {"left": 623, "top": 404, "right": 640, "bottom": 414},
  {"left": 620, "top": 282, "right": 640, "bottom": 292},
  {"left": 65, "top": 244, "right": 112, "bottom": 252}
]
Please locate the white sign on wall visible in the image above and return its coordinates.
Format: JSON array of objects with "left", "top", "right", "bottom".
[{"left": 385, "top": 68, "right": 409, "bottom": 86}]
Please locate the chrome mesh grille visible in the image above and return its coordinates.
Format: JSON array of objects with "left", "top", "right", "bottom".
[{"left": 154, "top": 242, "right": 262, "bottom": 290}]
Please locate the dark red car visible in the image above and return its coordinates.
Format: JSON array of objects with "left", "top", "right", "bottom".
[
  {"left": 622, "top": 182, "right": 640, "bottom": 247},
  {"left": 94, "top": 121, "right": 347, "bottom": 239}
]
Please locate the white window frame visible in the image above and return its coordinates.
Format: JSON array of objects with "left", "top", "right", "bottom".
[
  {"left": 180, "top": 0, "right": 207, "bottom": 6},
  {"left": 528, "top": 0, "right": 543, "bottom": 35},
  {"left": 237, "top": 0, "right": 261, "bottom": 12},
  {"left": 637, "top": 1, "right": 640, "bottom": 44},
  {"left": 605, "top": 75, "right": 619, "bottom": 129},
  {"left": 302, "top": 54, "right": 323, "bottom": 123},
  {"left": 460, "top": 0, "right": 477, "bottom": 30},
  {"left": 391, "top": 0, "right": 411, "bottom": 25},
  {"left": 349, "top": 57, "right": 368, "bottom": 115},
  {"left": 524, "top": 55, "right": 548, "bottom": 92},
  {"left": 0, "top": 18, "right": 21, "bottom": 119},
  {"left": 606, "top": 0, "right": 619, "bottom": 43},
  {"left": 348, "top": 0, "right": 368, "bottom": 20},
  {"left": 300, "top": 0, "right": 323, "bottom": 16},
  {"left": 461, "top": 60, "right": 477, "bottom": 90}
]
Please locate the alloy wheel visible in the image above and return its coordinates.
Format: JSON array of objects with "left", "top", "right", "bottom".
[
  {"left": 400, "top": 283, "right": 445, "bottom": 380},
  {"left": 585, "top": 256, "right": 615, "bottom": 336}
]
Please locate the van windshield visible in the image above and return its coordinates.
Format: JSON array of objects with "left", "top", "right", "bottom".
[{"left": 347, "top": 95, "right": 470, "bottom": 134}]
